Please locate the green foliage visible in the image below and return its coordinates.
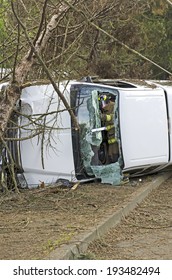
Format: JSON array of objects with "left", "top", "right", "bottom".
[
  {"left": 0, "top": 0, "right": 172, "bottom": 80},
  {"left": 85, "top": 1, "right": 172, "bottom": 79},
  {"left": 0, "top": 0, "right": 7, "bottom": 38}
]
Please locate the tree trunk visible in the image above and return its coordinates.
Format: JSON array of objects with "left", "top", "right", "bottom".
[
  {"left": 0, "top": 2, "right": 79, "bottom": 190},
  {"left": 0, "top": 8, "right": 78, "bottom": 139},
  {"left": 0, "top": 83, "right": 21, "bottom": 138}
]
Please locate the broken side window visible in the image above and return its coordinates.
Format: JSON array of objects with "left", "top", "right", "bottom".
[{"left": 73, "top": 84, "right": 123, "bottom": 185}]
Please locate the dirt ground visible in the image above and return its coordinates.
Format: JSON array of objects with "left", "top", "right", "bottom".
[
  {"left": 0, "top": 174, "right": 168, "bottom": 260},
  {"left": 86, "top": 176, "right": 172, "bottom": 260}
]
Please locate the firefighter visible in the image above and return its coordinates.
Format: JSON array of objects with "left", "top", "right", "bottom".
[{"left": 99, "top": 94, "right": 119, "bottom": 164}]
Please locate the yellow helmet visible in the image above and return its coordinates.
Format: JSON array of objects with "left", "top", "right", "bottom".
[
  {"left": 98, "top": 94, "right": 108, "bottom": 101},
  {"left": 98, "top": 94, "right": 110, "bottom": 108}
]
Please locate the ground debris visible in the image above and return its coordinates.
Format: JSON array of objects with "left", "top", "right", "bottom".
[
  {"left": 86, "top": 177, "right": 172, "bottom": 260},
  {"left": 0, "top": 176, "right": 153, "bottom": 259}
]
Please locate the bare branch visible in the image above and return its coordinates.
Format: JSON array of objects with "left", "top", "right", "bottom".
[
  {"left": 62, "top": 0, "right": 172, "bottom": 77},
  {"left": 166, "top": 0, "right": 172, "bottom": 6}
]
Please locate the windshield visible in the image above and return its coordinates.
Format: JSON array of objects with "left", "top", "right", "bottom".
[{"left": 71, "top": 84, "right": 123, "bottom": 185}]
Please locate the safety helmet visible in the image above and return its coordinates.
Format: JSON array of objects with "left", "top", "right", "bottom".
[{"left": 98, "top": 94, "right": 110, "bottom": 108}]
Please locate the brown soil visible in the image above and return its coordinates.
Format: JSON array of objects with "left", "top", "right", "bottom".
[
  {"left": 0, "top": 174, "right": 169, "bottom": 260},
  {"left": 0, "top": 176, "right": 152, "bottom": 260},
  {"left": 86, "top": 176, "right": 172, "bottom": 260}
]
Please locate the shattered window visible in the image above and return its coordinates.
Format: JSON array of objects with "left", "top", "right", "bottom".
[{"left": 76, "top": 85, "right": 123, "bottom": 185}]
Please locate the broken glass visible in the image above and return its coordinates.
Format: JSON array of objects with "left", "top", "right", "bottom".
[
  {"left": 78, "top": 86, "right": 123, "bottom": 185},
  {"left": 91, "top": 162, "right": 122, "bottom": 185}
]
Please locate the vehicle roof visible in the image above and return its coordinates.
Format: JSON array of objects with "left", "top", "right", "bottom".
[{"left": 70, "top": 79, "right": 164, "bottom": 91}]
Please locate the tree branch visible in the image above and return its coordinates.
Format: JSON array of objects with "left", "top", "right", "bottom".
[{"left": 62, "top": 0, "right": 172, "bottom": 77}]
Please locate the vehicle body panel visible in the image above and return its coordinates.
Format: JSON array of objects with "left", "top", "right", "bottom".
[
  {"left": 119, "top": 88, "right": 169, "bottom": 169},
  {"left": 19, "top": 84, "right": 75, "bottom": 185},
  {"left": 148, "top": 81, "right": 172, "bottom": 164}
]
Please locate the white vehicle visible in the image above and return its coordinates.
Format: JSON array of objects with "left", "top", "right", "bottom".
[{"left": 1, "top": 78, "right": 172, "bottom": 187}]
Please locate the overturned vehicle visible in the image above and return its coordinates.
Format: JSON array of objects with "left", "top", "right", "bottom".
[{"left": 0, "top": 78, "right": 172, "bottom": 188}]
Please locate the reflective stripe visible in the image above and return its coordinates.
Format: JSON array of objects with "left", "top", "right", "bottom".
[
  {"left": 108, "top": 138, "right": 117, "bottom": 144},
  {"left": 106, "top": 124, "right": 114, "bottom": 131},
  {"left": 106, "top": 114, "right": 112, "bottom": 121}
]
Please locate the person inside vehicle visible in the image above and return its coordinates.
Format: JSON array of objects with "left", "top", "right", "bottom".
[{"left": 98, "top": 93, "right": 119, "bottom": 164}]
